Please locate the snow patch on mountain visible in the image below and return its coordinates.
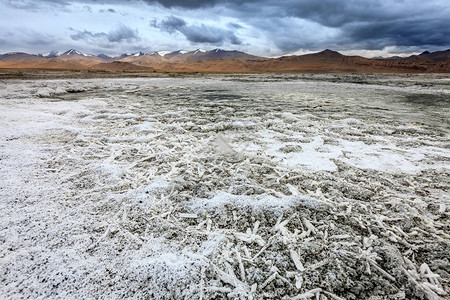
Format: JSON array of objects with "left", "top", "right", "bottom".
[
  {"left": 157, "top": 51, "right": 171, "bottom": 56},
  {"left": 193, "top": 49, "right": 207, "bottom": 55},
  {"left": 63, "top": 49, "right": 94, "bottom": 57}
]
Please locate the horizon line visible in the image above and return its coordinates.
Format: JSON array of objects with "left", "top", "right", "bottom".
[{"left": 3, "top": 47, "right": 449, "bottom": 59}]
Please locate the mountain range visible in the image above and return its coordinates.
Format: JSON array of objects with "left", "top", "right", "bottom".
[{"left": 1, "top": 48, "right": 449, "bottom": 73}]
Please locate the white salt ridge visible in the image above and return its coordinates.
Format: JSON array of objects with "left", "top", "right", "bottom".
[
  {"left": 103, "top": 112, "right": 138, "bottom": 119},
  {"left": 0, "top": 76, "right": 448, "bottom": 299},
  {"left": 93, "top": 163, "right": 124, "bottom": 184},
  {"left": 82, "top": 112, "right": 139, "bottom": 122},
  {"left": 231, "top": 120, "right": 257, "bottom": 128},
  {"left": 339, "top": 118, "right": 365, "bottom": 126},
  {"left": 338, "top": 140, "right": 450, "bottom": 173},
  {"left": 280, "top": 137, "right": 341, "bottom": 172},
  {"left": 128, "top": 249, "right": 203, "bottom": 296},
  {"left": 144, "top": 178, "right": 173, "bottom": 193},
  {"left": 254, "top": 131, "right": 340, "bottom": 172},
  {"left": 241, "top": 125, "right": 448, "bottom": 173},
  {"left": 36, "top": 87, "right": 55, "bottom": 97},
  {"left": 190, "top": 191, "right": 325, "bottom": 211},
  {"left": 242, "top": 142, "right": 262, "bottom": 152},
  {"left": 200, "top": 235, "right": 226, "bottom": 257},
  {"left": 133, "top": 122, "right": 157, "bottom": 132}
]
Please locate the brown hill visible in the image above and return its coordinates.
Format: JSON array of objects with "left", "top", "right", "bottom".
[
  {"left": 1, "top": 49, "right": 449, "bottom": 73},
  {"left": 117, "top": 49, "right": 260, "bottom": 65},
  {"left": 244, "top": 50, "right": 450, "bottom": 73},
  {"left": 90, "top": 61, "right": 153, "bottom": 71},
  {"left": 408, "top": 49, "right": 450, "bottom": 62},
  {"left": 0, "top": 59, "right": 87, "bottom": 70},
  {"left": 54, "top": 49, "right": 104, "bottom": 66},
  {"left": 113, "top": 49, "right": 450, "bottom": 73},
  {"left": 0, "top": 52, "right": 46, "bottom": 63},
  {"left": 119, "top": 53, "right": 165, "bottom": 66},
  {"left": 164, "top": 49, "right": 260, "bottom": 63}
]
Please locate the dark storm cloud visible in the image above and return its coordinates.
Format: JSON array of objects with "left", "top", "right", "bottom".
[
  {"left": 154, "top": 16, "right": 242, "bottom": 45},
  {"left": 270, "top": 16, "right": 449, "bottom": 53},
  {"left": 3, "top": 0, "right": 450, "bottom": 54},
  {"left": 227, "top": 22, "right": 243, "bottom": 29},
  {"left": 70, "top": 25, "right": 140, "bottom": 43},
  {"left": 3, "top": 0, "right": 81, "bottom": 14},
  {"left": 107, "top": 25, "right": 140, "bottom": 42},
  {"left": 261, "top": 0, "right": 397, "bottom": 27},
  {"left": 343, "top": 18, "right": 450, "bottom": 49},
  {"left": 70, "top": 29, "right": 107, "bottom": 40},
  {"left": 143, "top": 0, "right": 444, "bottom": 26},
  {"left": 99, "top": 8, "right": 116, "bottom": 13},
  {"left": 83, "top": 5, "right": 92, "bottom": 13},
  {"left": 5, "top": 0, "right": 216, "bottom": 9},
  {"left": 149, "top": 0, "right": 449, "bottom": 51},
  {"left": 142, "top": 0, "right": 221, "bottom": 9},
  {"left": 254, "top": 0, "right": 449, "bottom": 52},
  {"left": 157, "top": 15, "right": 186, "bottom": 34},
  {"left": 0, "top": 28, "right": 57, "bottom": 53},
  {"left": 250, "top": 17, "right": 338, "bottom": 53}
]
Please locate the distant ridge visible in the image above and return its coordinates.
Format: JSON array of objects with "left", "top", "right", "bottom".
[
  {"left": 410, "top": 49, "right": 450, "bottom": 62},
  {"left": 0, "top": 52, "right": 46, "bottom": 63},
  {"left": 311, "top": 49, "right": 343, "bottom": 57},
  {"left": 90, "top": 61, "right": 153, "bottom": 71},
  {"left": 1, "top": 48, "right": 449, "bottom": 73}
]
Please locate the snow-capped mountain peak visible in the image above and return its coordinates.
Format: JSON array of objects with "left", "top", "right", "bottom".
[
  {"left": 157, "top": 51, "right": 171, "bottom": 56},
  {"left": 66, "top": 49, "right": 81, "bottom": 55},
  {"left": 193, "top": 49, "right": 206, "bottom": 55},
  {"left": 38, "top": 50, "right": 60, "bottom": 58},
  {"left": 62, "top": 49, "right": 93, "bottom": 57}
]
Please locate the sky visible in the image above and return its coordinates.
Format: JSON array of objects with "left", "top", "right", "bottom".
[{"left": 0, "top": 0, "right": 449, "bottom": 57}]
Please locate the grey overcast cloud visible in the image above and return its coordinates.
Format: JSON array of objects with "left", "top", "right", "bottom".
[{"left": 0, "top": 0, "right": 449, "bottom": 57}]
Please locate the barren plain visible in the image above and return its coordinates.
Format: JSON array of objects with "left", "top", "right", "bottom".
[{"left": 0, "top": 74, "right": 449, "bottom": 299}]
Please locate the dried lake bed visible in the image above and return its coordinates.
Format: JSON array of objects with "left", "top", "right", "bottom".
[{"left": 0, "top": 74, "right": 449, "bottom": 299}]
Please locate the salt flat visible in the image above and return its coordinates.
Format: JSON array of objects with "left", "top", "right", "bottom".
[{"left": 0, "top": 74, "right": 449, "bottom": 299}]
